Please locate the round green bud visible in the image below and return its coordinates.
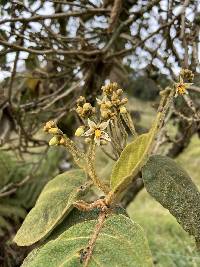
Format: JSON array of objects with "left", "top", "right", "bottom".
[
  {"left": 75, "top": 126, "right": 85, "bottom": 137},
  {"left": 49, "top": 136, "right": 59, "bottom": 146},
  {"left": 48, "top": 127, "right": 62, "bottom": 135}
]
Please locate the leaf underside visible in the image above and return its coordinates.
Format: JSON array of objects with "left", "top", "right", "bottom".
[
  {"left": 142, "top": 155, "right": 200, "bottom": 242},
  {"left": 14, "top": 169, "right": 87, "bottom": 246},
  {"left": 110, "top": 114, "right": 160, "bottom": 194},
  {"left": 21, "top": 214, "right": 153, "bottom": 267}
]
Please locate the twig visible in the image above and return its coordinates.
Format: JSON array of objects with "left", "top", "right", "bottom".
[{"left": 0, "top": 9, "right": 110, "bottom": 25}]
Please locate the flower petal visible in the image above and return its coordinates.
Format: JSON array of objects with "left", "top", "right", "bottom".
[
  {"left": 88, "top": 118, "right": 97, "bottom": 129},
  {"left": 101, "top": 131, "right": 111, "bottom": 142},
  {"left": 99, "top": 120, "right": 110, "bottom": 130},
  {"left": 83, "top": 129, "right": 94, "bottom": 136}
]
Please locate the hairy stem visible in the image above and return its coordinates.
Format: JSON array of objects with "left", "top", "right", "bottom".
[
  {"left": 83, "top": 212, "right": 107, "bottom": 267},
  {"left": 86, "top": 142, "right": 109, "bottom": 194}
]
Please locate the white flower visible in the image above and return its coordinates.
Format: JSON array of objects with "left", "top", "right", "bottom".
[{"left": 83, "top": 119, "right": 111, "bottom": 146}]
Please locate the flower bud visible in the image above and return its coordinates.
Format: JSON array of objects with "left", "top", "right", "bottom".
[
  {"left": 49, "top": 136, "right": 59, "bottom": 146},
  {"left": 44, "top": 120, "right": 56, "bottom": 131},
  {"left": 46, "top": 120, "right": 55, "bottom": 128},
  {"left": 101, "top": 103, "right": 107, "bottom": 110},
  {"left": 101, "top": 110, "right": 109, "bottom": 119},
  {"left": 117, "top": 89, "right": 123, "bottom": 95},
  {"left": 112, "top": 82, "right": 118, "bottom": 90},
  {"left": 77, "top": 96, "right": 86, "bottom": 105},
  {"left": 83, "top": 103, "right": 92, "bottom": 111},
  {"left": 120, "top": 106, "right": 127, "bottom": 114},
  {"left": 76, "top": 106, "right": 83, "bottom": 114},
  {"left": 48, "top": 127, "right": 62, "bottom": 135},
  {"left": 59, "top": 137, "right": 65, "bottom": 145},
  {"left": 111, "top": 92, "right": 118, "bottom": 101},
  {"left": 75, "top": 126, "right": 85, "bottom": 137},
  {"left": 115, "top": 99, "right": 121, "bottom": 105},
  {"left": 121, "top": 98, "right": 128, "bottom": 104},
  {"left": 180, "top": 69, "right": 194, "bottom": 82},
  {"left": 105, "top": 101, "right": 112, "bottom": 108}
]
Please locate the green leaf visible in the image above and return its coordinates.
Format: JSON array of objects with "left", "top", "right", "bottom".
[
  {"left": 46, "top": 206, "right": 127, "bottom": 242},
  {"left": 21, "top": 214, "right": 153, "bottom": 267},
  {"left": 22, "top": 208, "right": 128, "bottom": 264},
  {"left": 110, "top": 114, "right": 160, "bottom": 194},
  {"left": 142, "top": 155, "right": 200, "bottom": 243},
  {"left": 14, "top": 169, "right": 87, "bottom": 246}
]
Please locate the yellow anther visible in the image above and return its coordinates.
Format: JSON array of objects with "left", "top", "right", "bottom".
[{"left": 95, "top": 129, "right": 101, "bottom": 138}]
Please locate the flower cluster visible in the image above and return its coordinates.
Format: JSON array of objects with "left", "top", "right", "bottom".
[
  {"left": 74, "top": 83, "right": 130, "bottom": 146},
  {"left": 175, "top": 69, "right": 193, "bottom": 97},
  {"left": 97, "top": 82, "right": 128, "bottom": 119},
  {"left": 75, "top": 96, "right": 96, "bottom": 119},
  {"left": 96, "top": 96, "right": 115, "bottom": 119},
  {"left": 180, "top": 69, "right": 194, "bottom": 82},
  {"left": 43, "top": 120, "right": 65, "bottom": 146}
]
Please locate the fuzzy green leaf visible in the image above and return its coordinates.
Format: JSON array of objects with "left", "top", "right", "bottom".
[
  {"left": 46, "top": 206, "right": 127, "bottom": 242},
  {"left": 110, "top": 114, "right": 160, "bottom": 194},
  {"left": 142, "top": 155, "right": 200, "bottom": 243},
  {"left": 21, "top": 214, "right": 153, "bottom": 267},
  {"left": 14, "top": 169, "right": 87, "bottom": 246}
]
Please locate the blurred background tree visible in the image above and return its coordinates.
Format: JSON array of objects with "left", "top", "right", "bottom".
[{"left": 0, "top": 0, "right": 200, "bottom": 266}]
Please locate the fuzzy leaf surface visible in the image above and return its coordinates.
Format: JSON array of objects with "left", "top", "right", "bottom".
[
  {"left": 14, "top": 169, "right": 87, "bottom": 246},
  {"left": 21, "top": 214, "right": 153, "bottom": 267},
  {"left": 142, "top": 155, "right": 200, "bottom": 242},
  {"left": 45, "top": 206, "right": 127, "bottom": 242}
]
